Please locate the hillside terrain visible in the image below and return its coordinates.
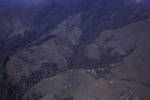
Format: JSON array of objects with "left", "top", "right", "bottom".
[{"left": 0, "top": 0, "right": 150, "bottom": 100}]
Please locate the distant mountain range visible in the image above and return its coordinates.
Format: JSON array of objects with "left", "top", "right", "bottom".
[{"left": 0, "top": 0, "right": 150, "bottom": 100}]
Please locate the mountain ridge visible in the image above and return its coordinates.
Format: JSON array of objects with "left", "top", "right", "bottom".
[{"left": 0, "top": 0, "right": 150, "bottom": 100}]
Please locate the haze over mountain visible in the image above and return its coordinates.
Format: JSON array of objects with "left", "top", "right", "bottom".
[{"left": 0, "top": 0, "right": 150, "bottom": 100}]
